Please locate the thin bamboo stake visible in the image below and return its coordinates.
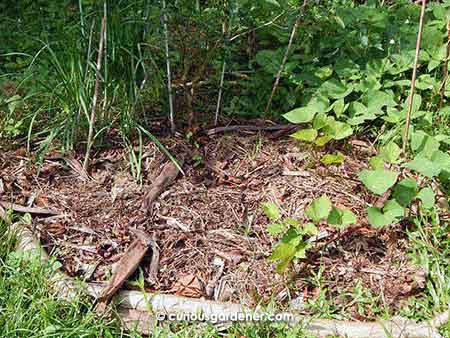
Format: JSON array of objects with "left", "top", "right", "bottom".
[
  {"left": 402, "top": 0, "right": 426, "bottom": 154},
  {"left": 102, "top": 1, "right": 108, "bottom": 112},
  {"left": 214, "top": 61, "right": 226, "bottom": 126},
  {"left": 438, "top": 20, "right": 450, "bottom": 111},
  {"left": 83, "top": 15, "right": 107, "bottom": 172},
  {"left": 265, "top": 0, "right": 307, "bottom": 115},
  {"left": 162, "top": 0, "right": 175, "bottom": 133},
  {"left": 215, "top": 12, "right": 230, "bottom": 126}
]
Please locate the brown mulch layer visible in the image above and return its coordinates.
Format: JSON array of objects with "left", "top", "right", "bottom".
[{"left": 0, "top": 135, "right": 425, "bottom": 319}]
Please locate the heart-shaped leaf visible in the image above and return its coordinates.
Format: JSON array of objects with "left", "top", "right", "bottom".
[
  {"left": 305, "top": 195, "right": 332, "bottom": 222},
  {"left": 328, "top": 207, "right": 357, "bottom": 228},
  {"left": 393, "top": 178, "right": 418, "bottom": 207},
  {"left": 416, "top": 187, "right": 435, "bottom": 209},
  {"left": 403, "top": 158, "right": 441, "bottom": 178},
  {"left": 321, "top": 152, "right": 345, "bottom": 166},
  {"left": 380, "top": 142, "right": 401, "bottom": 164},
  {"left": 290, "top": 129, "right": 318, "bottom": 142},
  {"left": 359, "top": 169, "right": 399, "bottom": 195},
  {"left": 367, "top": 200, "right": 404, "bottom": 228},
  {"left": 283, "top": 107, "right": 316, "bottom": 123},
  {"left": 369, "top": 156, "right": 385, "bottom": 170},
  {"left": 263, "top": 202, "right": 281, "bottom": 221}
]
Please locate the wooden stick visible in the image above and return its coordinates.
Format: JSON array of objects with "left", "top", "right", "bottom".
[
  {"left": 265, "top": 1, "right": 307, "bottom": 115},
  {"left": 162, "top": 0, "right": 175, "bottom": 133},
  {"left": 402, "top": 0, "right": 426, "bottom": 154},
  {"left": 0, "top": 201, "right": 59, "bottom": 216},
  {"left": 438, "top": 20, "right": 450, "bottom": 111},
  {"left": 83, "top": 14, "right": 107, "bottom": 172},
  {"left": 142, "top": 156, "right": 184, "bottom": 212}
]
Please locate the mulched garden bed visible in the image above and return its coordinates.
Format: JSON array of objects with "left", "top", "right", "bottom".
[{"left": 0, "top": 133, "right": 426, "bottom": 320}]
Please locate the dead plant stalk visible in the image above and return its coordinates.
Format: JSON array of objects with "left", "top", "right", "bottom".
[
  {"left": 402, "top": 0, "right": 426, "bottom": 154},
  {"left": 162, "top": 0, "right": 175, "bottom": 133},
  {"left": 83, "top": 15, "right": 107, "bottom": 172}
]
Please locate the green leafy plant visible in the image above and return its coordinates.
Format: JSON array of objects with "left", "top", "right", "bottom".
[
  {"left": 262, "top": 196, "right": 357, "bottom": 272},
  {"left": 359, "top": 134, "right": 448, "bottom": 228}
]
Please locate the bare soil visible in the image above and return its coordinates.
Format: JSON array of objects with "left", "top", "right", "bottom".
[{"left": 0, "top": 133, "right": 425, "bottom": 320}]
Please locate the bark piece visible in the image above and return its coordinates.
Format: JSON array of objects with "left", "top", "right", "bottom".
[
  {"left": 95, "top": 232, "right": 152, "bottom": 313},
  {"left": 142, "top": 157, "right": 184, "bottom": 212}
]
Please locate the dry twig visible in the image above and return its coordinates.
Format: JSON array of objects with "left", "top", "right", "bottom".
[{"left": 265, "top": 0, "right": 307, "bottom": 114}]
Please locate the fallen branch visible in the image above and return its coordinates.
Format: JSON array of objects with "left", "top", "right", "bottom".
[
  {"left": 142, "top": 156, "right": 184, "bottom": 212},
  {"left": 204, "top": 124, "right": 298, "bottom": 136},
  {"left": 11, "top": 222, "right": 449, "bottom": 338},
  {"left": 0, "top": 201, "right": 59, "bottom": 216}
]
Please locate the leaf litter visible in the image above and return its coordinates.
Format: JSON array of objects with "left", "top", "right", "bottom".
[{"left": 0, "top": 134, "right": 429, "bottom": 320}]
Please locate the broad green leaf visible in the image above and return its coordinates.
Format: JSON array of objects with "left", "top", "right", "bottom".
[
  {"left": 403, "top": 158, "right": 441, "bottom": 178},
  {"left": 315, "top": 135, "right": 333, "bottom": 146},
  {"left": 284, "top": 217, "right": 301, "bottom": 227},
  {"left": 320, "top": 79, "right": 353, "bottom": 99},
  {"left": 328, "top": 207, "right": 357, "bottom": 228},
  {"left": 305, "top": 195, "right": 332, "bottom": 222},
  {"left": 380, "top": 142, "right": 401, "bottom": 164},
  {"left": 393, "top": 178, "right": 418, "bottom": 207},
  {"left": 302, "top": 222, "right": 318, "bottom": 236},
  {"left": 383, "top": 199, "right": 405, "bottom": 218},
  {"left": 326, "top": 120, "right": 353, "bottom": 140},
  {"left": 263, "top": 202, "right": 281, "bottom": 221},
  {"left": 369, "top": 156, "right": 385, "bottom": 170},
  {"left": 314, "top": 66, "right": 333, "bottom": 80},
  {"left": 403, "top": 94, "right": 422, "bottom": 117},
  {"left": 411, "top": 131, "right": 440, "bottom": 158},
  {"left": 431, "top": 150, "right": 450, "bottom": 172},
  {"left": 367, "top": 200, "right": 403, "bottom": 228},
  {"left": 275, "top": 257, "right": 292, "bottom": 273},
  {"left": 367, "top": 90, "right": 397, "bottom": 114},
  {"left": 417, "top": 187, "right": 435, "bottom": 209},
  {"left": 267, "top": 223, "right": 284, "bottom": 236},
  {"left": 321, "top": 152, "right": 345, "bottom": 166},
  {"left": 283, "top": 107, "right": 316, "bottom": 123},
  {"left": 358, "top": 169, "right": 399, "bottom": 195},
  {"left": 293, "top": 241, "right": 310, "bottom": 259},
  {"left": 268, "top": 242, "right": 296, "bottom": 261},
  {"left": 313, "top": 113, "right": 331, "bottom": 130},
  {"left": 290, "top": 129, "right": 318, "bottom": 142},
  {"left": 308, "top": 96, "right": 330, "bottom": 113},
  {"left": 331, "top": 99, "right": 347, "bottom": 117},
  {"left": 367, "top": 207, "right": 394, "bottom": 228}
]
